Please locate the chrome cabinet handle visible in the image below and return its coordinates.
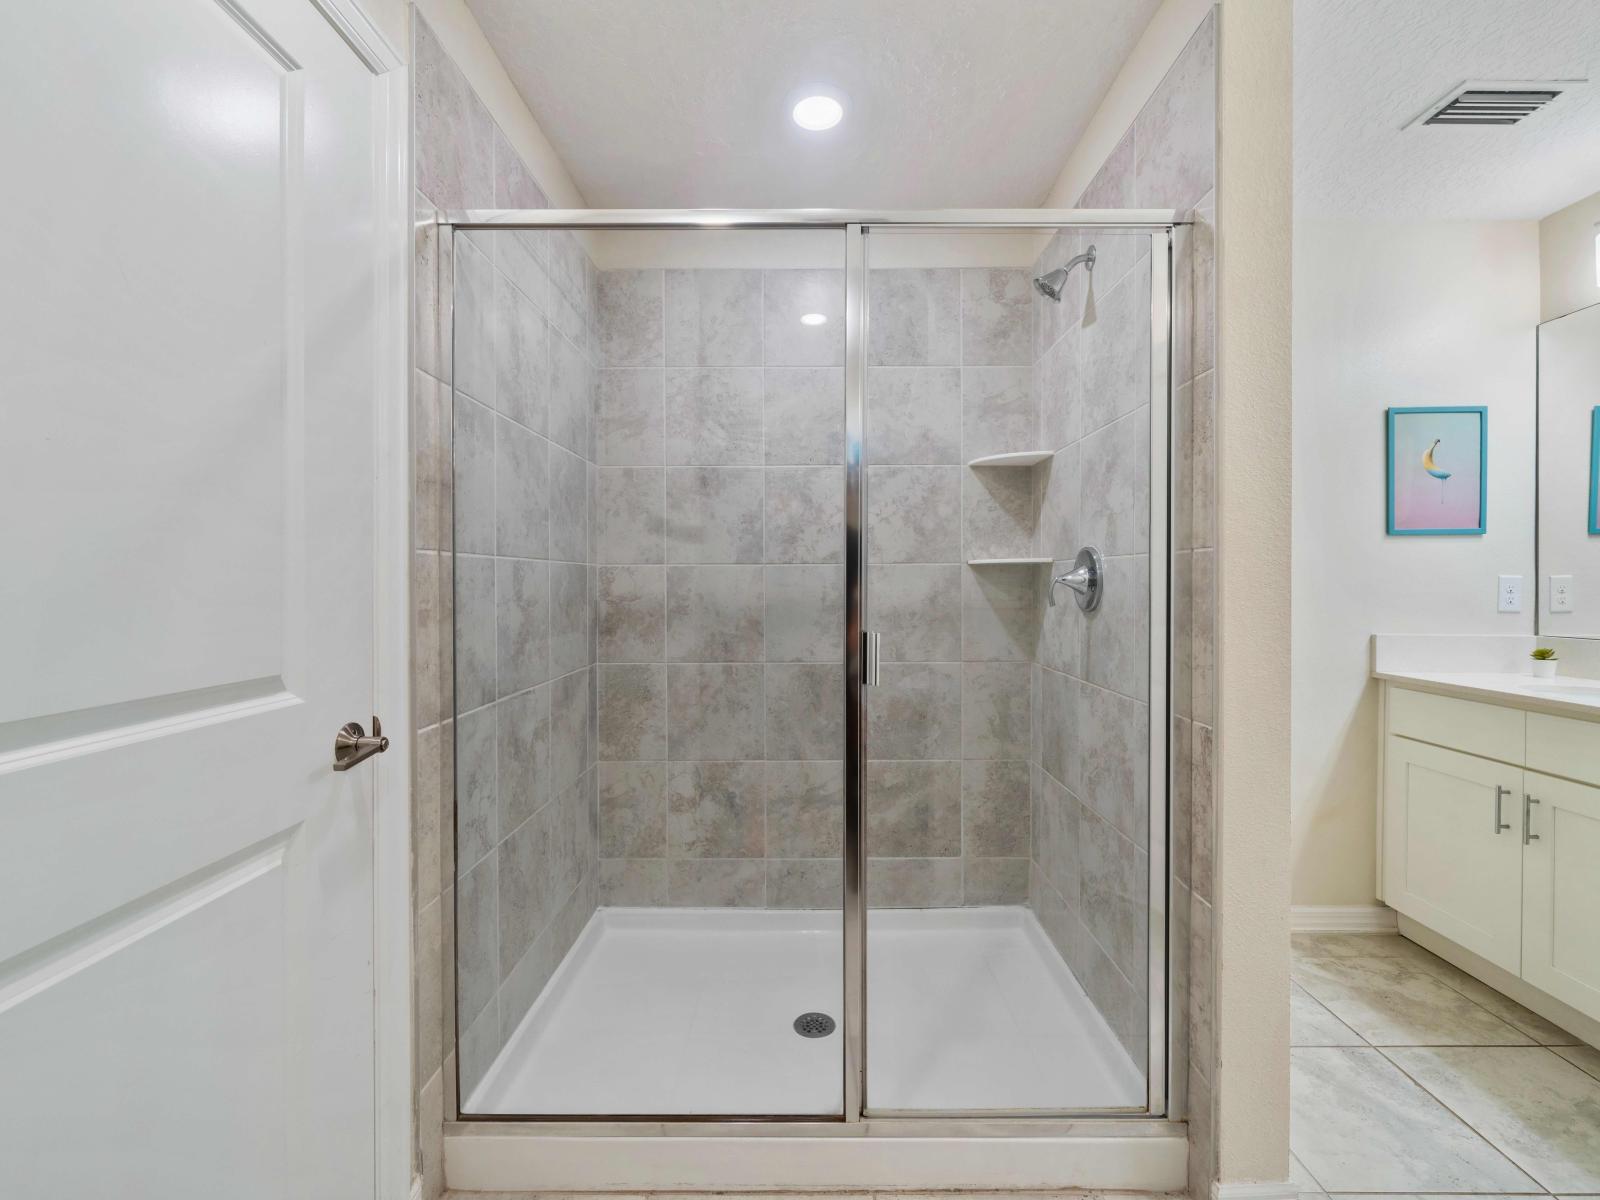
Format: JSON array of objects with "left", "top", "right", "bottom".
[
  {"left": 1523, "top": 793, "right": 1541, "bottom": 844},
  {"left": 863, "top": 631, "right": 882, "bottom": 687},
  {"left": 1494, "top": 785, "right": 1511, "bottom": 834},
  {"left": 333, "top": 716, "right": 389, "bottom": 771}
]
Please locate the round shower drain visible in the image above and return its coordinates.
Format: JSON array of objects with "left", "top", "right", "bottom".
[{"left": 793, "top": 1012, "right": 836, "bottom": 1038}]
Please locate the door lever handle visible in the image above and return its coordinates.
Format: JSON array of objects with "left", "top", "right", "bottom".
[{"left": 334, "top": 716, "right": 389, "bottom": 771}]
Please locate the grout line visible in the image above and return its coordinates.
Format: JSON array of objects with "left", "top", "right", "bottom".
[
  {"left": 1298, "top": 942, "right": 1542, "bottom": 1046},
  {"left": 1289, "top": 976, "right": 1366, "bottom": 1048},
  {"left": 1368, "top": 1042, "right": 1551, "bottom": 1192},
  {"left": 1291, "top": 942, "right": 1578, "bottom": 1194},
  {"left": 1396, "top": 954, "right": 1576, "bottom": 1047},
  {"left": 1288, "top": 1149, "right": 1326, "bottom": 1195}
]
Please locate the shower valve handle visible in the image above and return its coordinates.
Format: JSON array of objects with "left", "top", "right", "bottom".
[{"left": 1048, "top": 546, "right": 1104, "bottom": 612}]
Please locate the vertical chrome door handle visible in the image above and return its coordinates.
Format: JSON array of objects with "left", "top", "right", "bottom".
[
  {"left": 863, "top": 630, "right": 882, "bottom": 687},
  {"left": 1523, "top": 794, "right": 1541, "bottom": 844},
  {"left": 1493, "top": 785, "right": 1511, "bottom": 834}
]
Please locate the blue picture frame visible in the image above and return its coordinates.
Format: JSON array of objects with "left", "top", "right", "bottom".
[
  {"left": 1589, "top": 406, "right": 1600, "bottom": 536},
  {"left": 1386, "top": 406, "right": 1487, "bottom": 536}
]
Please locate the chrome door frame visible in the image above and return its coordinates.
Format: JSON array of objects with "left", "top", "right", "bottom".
[
  {"left": 843, "top": 224, "right": 868, "bottom": 1119},
  {"left": 1149, "top": 227, "right": 1174, "bottom": 1123},
  {"left": 440, "top": 210, "right": 1182, "bottom": 1127}
]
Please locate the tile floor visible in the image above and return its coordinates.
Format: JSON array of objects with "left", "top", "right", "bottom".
[
  {"left": 1291, "top": 931, "right": 1600, "bottom": 1198},
  {"left": 466, "top": 906, "right": 1144, "bottom": 1115}
]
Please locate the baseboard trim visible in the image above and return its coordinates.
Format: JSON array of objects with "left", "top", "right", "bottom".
[
  {"left": 1212, "top": 1181, "right": 1298, "bottom": 1200},
  {"left": 1290, "top": 904, "right": 1397, "bottom": 933}
]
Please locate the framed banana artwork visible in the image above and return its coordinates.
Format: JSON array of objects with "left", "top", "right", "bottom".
[{"left": 1386, "top": 406, "right": 1488, "bottom": 536}]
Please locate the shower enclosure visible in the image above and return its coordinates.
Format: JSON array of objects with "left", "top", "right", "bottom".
[{"left": 446, "top": 210, "right": 1179, "bottom": 1123}]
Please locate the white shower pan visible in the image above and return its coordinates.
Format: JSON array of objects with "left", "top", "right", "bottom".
[{"left": 467, "top": 905, "right": 1143, "bottom": 1116}]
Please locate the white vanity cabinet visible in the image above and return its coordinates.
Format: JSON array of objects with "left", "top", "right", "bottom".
[
  {"left": 1380, "top": 685, "right": 1600, "bottom": 1024},
  {"left": 1521, "top": 767, "right": 1600, "bottom": 1017},
  {"left": 1383, "top": 736, "right": 1523, "bottom": 972}
]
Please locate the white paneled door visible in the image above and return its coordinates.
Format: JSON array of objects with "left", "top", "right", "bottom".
[{"left": 0, "top": 0, "right": 401, "bottom": 1196}]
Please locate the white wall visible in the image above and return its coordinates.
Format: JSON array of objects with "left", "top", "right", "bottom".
[
  {"left": 1539, "top": 188, "right": 1600, "bottom": 321},
  {"left": 1291, "top": 220, "right": 1539, "bottom": 907}
]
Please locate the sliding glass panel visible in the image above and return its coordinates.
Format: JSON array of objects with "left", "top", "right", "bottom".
[
  {"left": 860, "top": 225, "right": 1164, "bottom": 1113},
  {"left": 450, "top": 224, "right": 849, "bottom": 1117}
]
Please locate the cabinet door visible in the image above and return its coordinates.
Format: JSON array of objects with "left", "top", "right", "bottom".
[
  {"left": 1384, "top": 737, "right": 1523, "bottom": 973},
  {"left": 1521, "top": 771, "right": 1600, "bottom": 1021}
]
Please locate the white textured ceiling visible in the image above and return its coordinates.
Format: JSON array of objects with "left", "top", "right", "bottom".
[
  {"left": 464, "top": 0, "right": 1163, "bottom": 208},
  {"left": 1296, "top": 0, "right": 1600, "bottom": 220}
]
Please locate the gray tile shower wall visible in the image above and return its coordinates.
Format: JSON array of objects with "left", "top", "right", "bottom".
[
  {"left": 1022, "top": 8, "right": 1216, "bottom": 1187},
  {"left": 866, "top": 266, "right": 1037, "bottom": 908},
  {"left": 591, "top": 262, "right": 1039, "bottom": 910},
  {"left": 409, "top": 12, "right": 600, "bottom": 1182},
  {"left": 452, "top": 215, "right": 603, "bottom": 1108},
  {"left": 1027, "top": 218, "right": 1155, "bottom": 1074},
  {"left": 593, "top": 267, "right": 850, "bottom": 909}
]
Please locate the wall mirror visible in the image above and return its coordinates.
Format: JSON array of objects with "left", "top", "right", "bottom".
[{"left": 1536, "top": 301, "right": 1600, "bottom": 638}]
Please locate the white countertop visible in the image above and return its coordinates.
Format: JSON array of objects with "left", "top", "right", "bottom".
[
  {"left": 1371, "top": 635, "right": 1600, "bottom": 719},
  {"left": 1373, "top": 667, "right": 1600, "bottom": 718}
]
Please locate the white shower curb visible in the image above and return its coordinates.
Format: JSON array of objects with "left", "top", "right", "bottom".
[{"left": 443, "top": 1125, "right": 1188, "bottom": 1192}]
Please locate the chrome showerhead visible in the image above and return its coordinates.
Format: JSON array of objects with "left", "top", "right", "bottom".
[
  {"left": 1032, "top": 244, "right": 1097, "bottom": 302},
  {"left": 1032, "top": 269, "right": 1069, "bottom": 301}
]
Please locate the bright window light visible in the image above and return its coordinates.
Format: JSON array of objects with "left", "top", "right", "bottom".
[
  {"left": 800, "top": 312, "right": 828, "bottom": 326},
  {"left": 792, "top": 95, "right": 843, "bottom": 131}
]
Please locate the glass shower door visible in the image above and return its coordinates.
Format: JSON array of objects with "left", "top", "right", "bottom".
[
  {"left": 442, "top": 212, "right": 1173, "bottom": 1121},
  {"left": 450, "top": 224, "right": 851, "bottom": 1117},
  {"left": 858, "top": 224, "right": 1167, "bottom": 1114}
]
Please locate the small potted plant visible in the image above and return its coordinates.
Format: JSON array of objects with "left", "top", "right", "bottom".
[{"left": 1530, "top": 647, "right": 1559, "bottom": 679}]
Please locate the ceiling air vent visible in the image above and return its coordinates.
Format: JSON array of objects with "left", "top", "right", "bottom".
[{"left": 1406, "top": 79, "right": 1582, "bottom": 128}]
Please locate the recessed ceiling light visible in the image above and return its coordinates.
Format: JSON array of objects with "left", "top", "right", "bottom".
[
  {"left": 792, "top": 95, "right": 843, "bottom": 131},
  {"left": 800, "top": 312, "right": 828, "bottom": 326}
]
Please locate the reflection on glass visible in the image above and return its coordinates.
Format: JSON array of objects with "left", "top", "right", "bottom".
[
  {"left": 445, "top": 221, "right": 1171, "bottom": 1119},
  {"left": 451, "top": 227, "right": 847, "bottom": 1116},
  {"left": 862, "top": 227, "right": 1160, "bottom": 1112}
]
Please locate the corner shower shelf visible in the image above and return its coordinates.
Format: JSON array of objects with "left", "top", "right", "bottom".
[
  {"left": 967, "top": 557, "right": 1052, "bottom": 566},
  {"left": 966, "top": 450, "right": 1052, "bottom": 468}
]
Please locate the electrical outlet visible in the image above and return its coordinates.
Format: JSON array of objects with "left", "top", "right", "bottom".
[
  {"left": 1550, "top": 575, "right": 1575, "bottom": 613},
  {"left": 1498, "top": 575, "right": 1523, "bottom": 613}
]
